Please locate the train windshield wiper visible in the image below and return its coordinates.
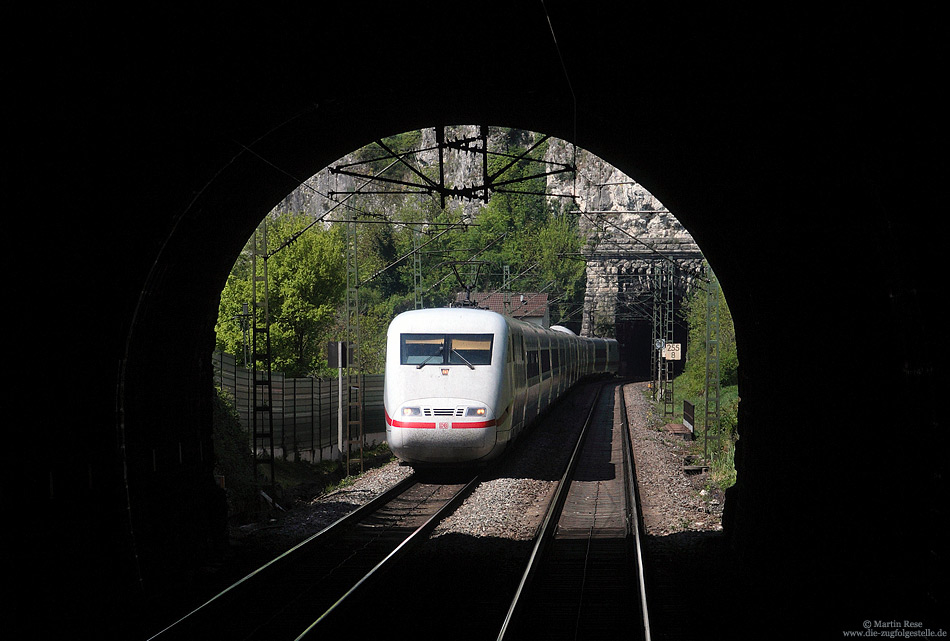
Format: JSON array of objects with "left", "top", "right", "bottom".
[
  {"left": 452, "top": 350, "right": 475, "bottom": 370},
  {"left": 416, "top": 348, "right": 443, "bottom": 369}
]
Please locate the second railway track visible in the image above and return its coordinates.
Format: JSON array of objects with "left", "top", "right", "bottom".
[
  {"left": 499, "top": 381, "right": 651, "bottom": 641},
  {"left": 150, "top": 472, "right": 479, "bottom": 640},
  {"left": 312, "top": 380, "right": 650, "bottom": 641},
  {"left": 150, "top": 379, "right": 649, "bottom": 641}
]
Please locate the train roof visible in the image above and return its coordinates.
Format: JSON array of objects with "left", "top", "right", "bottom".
[
  {"left": 388, "top": 308, "right": 616, "bottom": 343},
  {"left": 388, "top": 307, "right": 509, "bottom": 333},
  {"left": 550, "top": 325, "right": 576, "bottom": 335}
]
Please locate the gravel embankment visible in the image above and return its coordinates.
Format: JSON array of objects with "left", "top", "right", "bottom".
[
  {"left": 238, "top": 380, "right": 724, "bottom": 553},
  {"left": 623, "top": 381, "right": 725, "bottom": 534},
  {"left": 231, "top": 461, "right": 415, "bottom": 557},
  {"left": 624, "top": 381, "right": 729, "bottom": 641},
  {"left": 154, "top": 379, "right": 730, "bottom": 640}
]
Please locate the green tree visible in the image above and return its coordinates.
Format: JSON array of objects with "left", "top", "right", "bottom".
[
  {"left": 469, "top": 136, "right": 550, "bottom": 290},
  {"left": 677, "top": 271, "right": 738, "bottom": 397},
  {"left": 215, "top": 213, "right": 346, "bottom": 377},
  {"left": 532, "top": 212, "right": 586, "bottom": 324}
]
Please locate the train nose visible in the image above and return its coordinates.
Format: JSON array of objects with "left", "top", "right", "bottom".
[
  {"left": 386, "top": 398, "right": 499, "bottom": 463},
  {"left": 394, "top": 399, "right": 494, "bottom": 425}
]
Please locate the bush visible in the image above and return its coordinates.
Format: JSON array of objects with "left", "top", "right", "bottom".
[
  {"left": 665, "top": 273, "right": 741, "bottom": 492},
  {"left": 211, "top": 387, "right": 258, "bottom": 522}
]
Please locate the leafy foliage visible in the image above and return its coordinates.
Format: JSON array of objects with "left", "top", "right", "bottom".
[
  {"left": 214, "top": 128, "right": 589, "bottom": 377},
  {"left": 215, "top": 214, "right": 345, "bottom": 378},
  {"left": 211, "top": 387, "right": 257, "bottom": 521},
  {"left": 669, "top": 269, "right": 740, "bottom": 489},
  {"left": 676, "top": 276, "right": 739, "bottom": 397}
]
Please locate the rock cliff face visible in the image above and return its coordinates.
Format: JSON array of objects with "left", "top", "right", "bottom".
[
  {"left": 543, "top": 137, "right": 704, "bottom": 336},
  {"left": 273, "top": 127, "right": 703, "bottom": 335}
]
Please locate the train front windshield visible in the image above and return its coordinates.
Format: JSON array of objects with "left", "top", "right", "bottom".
[{"left": 401, "top": 334, "right": 494, "bottom": 366}]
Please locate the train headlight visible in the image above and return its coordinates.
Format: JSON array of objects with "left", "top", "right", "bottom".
[
  {"left": 465, "top": 406, "right": 487, "bottom": 417},
  {"left": 401, "top": 406, "right": 422, "bottom": 416}
]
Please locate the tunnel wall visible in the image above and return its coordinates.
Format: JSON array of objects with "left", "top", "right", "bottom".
[{"left": 15, "top": 3, "right": 944, "bottom": 637}]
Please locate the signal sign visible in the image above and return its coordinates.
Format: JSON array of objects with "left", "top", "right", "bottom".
[
  {"left": 662, "top": 343, "right": 682, "bottom": 360},
  {"left": 327, "top": 342, "right": 356, "bottom": 368}
]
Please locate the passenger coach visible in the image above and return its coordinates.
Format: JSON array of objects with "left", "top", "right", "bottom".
[{"left": 384, "top": 307, "right": 618, "bottom": 466}]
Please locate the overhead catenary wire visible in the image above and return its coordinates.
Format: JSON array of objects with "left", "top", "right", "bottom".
[
  {"left": 576, "top": 211, "right": 710, "bottom": 284},
  {"left": 233, "top": 139, "right": 477, "bottom": 260},
  {"left": 241, "top": 120, "right": 684, "bottom": 295},
  {"left": 541, "top": 0, "right": 577, "bottom": 191},
  {"left": 359, "top": 222, "right": 473, "bottom": 288},
  {"left": 419, "top": 230, "right": 514, "bottom": 297},
  {"left": 237, "top": 115, "right": 704, "bottom": 342}
]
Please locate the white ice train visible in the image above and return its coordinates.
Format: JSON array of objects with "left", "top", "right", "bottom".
[{"left": 384, "top": 307, "right": 619, "bottom": 466}]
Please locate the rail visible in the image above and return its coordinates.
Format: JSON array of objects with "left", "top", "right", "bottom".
[
  {"left": 148, "top": 472, "right": 487, "bottom": 640},
  {"left": 296, "top": 473, "right": 482, "bottom": 639},
  {"left": 497, "top": 380, "right": 652, "bottom": 640},
  {"left": 620, "top": 383, "right": 653, "bottom": 641},
  {"left": 496, "top": 382, "right": 606, "bottom": 639}
]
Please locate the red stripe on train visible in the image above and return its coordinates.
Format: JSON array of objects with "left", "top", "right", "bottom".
[
  {"left": 458, "top": 403, "right": 510, "bottom": 428},
  {"left": 385, "top": 410, "right": 436, "bottom": 429},
  {"left": 451, "top": 419, "right": 496, "bottom": 429},
  {"left": 385, "top": 410, "right": 498, "bottom": 429}
]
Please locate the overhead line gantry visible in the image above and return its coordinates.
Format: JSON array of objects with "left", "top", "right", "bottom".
[{"left": 327, "top": 125, "right": 577, "bottom": 208}]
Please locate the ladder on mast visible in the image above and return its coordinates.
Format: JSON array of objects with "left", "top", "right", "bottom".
[
  {"left": 663, "top": 261, "right": 676, "bottom": 418},
  {"left": 704, "top": 266, "right": 722, "bottom": 460},
  {"left": 251, "top": 222, "right": 276, "bottom": 506},
  {"left": 413, "top": 226, "right": 424, "bottom": 310},
  {"left": 344, "top": 219, "right": 364, "bottom": 474},
  {"left": 650, "top": 261, "right": 661, "bottom": 401}
]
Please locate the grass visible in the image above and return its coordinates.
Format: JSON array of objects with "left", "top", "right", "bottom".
[
  {"left": 214, "top": 388, "right": 399, "bottom": 522},
  {"left": 270, "top": 441, "right": 396, "bottom": 503},
  {"left": 650, "top": 376, "right": 740, "bottom": 493}
]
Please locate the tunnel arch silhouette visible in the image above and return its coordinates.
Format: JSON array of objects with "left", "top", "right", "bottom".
[
  {"left": 25, "top": 4, "right": 942, "bottom": 638},
  {"left": 122, "top": 106, "right": 931, "bottom": 633}
]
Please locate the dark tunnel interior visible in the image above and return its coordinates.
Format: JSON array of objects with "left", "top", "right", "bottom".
[
  {"left": 615, "top": 317, "right": 687, "bottom": 381},
  {"left": 13, "top": 3, "right": 945, "bottom": 639}
]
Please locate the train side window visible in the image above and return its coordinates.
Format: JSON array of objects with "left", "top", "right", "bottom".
[{"left": 527, "top": 350, "right": 539, "bottom": 379}]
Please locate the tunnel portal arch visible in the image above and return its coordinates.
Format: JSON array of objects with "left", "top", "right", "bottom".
[{"left": 24, "top": 4, "right": 942, "bottom": 638}]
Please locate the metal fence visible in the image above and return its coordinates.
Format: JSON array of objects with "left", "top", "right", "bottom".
[{"left": 212, "top": 351, "right": 386, "bottom": 462}]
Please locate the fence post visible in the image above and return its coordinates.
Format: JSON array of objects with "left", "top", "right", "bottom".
[
  {"left": 317, "top": 378, "right": 323, "bottom": 462},
  {"left": 290, "top": 378, "right": 297, "bottom": 461},
  {"left": 310, "top": 377, "right": 320, "bottom": 463}
]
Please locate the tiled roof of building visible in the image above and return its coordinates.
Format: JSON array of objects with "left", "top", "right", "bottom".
[{"left": 454, "top": 292, "right": 549, "bottom": 318}]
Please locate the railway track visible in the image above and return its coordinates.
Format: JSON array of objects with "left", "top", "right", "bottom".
[
  {"left": 301, "top": 380, "right": 650, "bottom": 641},
  {"left": 149, "top": 471, "right": 480, "bottom": 641},
  {"left": 498, "top": 381, "right": 651, "bottom": 640},
  {"left": 151, "top": 380, "right": 648, "bottom": 640}
]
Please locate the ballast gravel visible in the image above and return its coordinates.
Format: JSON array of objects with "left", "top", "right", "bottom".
[
  {"left": 234, "top": 461, "right": 415, "bottom": 556},
  {"left": 623, "top": 381, "right": 725, "bottom": 535},
  {"left": 240, "top": 379, "right": 723, "bottom": 556},
  {"left": 165, "top": 380, "right": 729, "bottom": 641}
]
